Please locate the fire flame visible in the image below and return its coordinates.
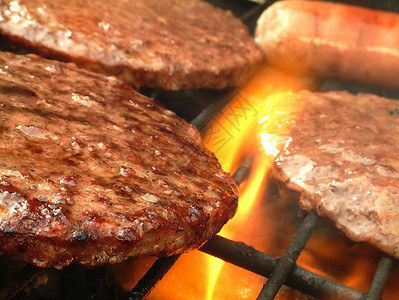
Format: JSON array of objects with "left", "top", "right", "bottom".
[
  {"left": 205, "top": 68, "right": 311, "bottom": 300},
  {"left": 137, "top": 65, "right": 399, "bottom": 299},
  {"left": 142, "top": 66, "right": 316, "bottom": 300}
]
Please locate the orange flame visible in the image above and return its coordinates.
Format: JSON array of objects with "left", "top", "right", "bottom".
[
  {"left": 201, "top": 66, "right": 316, "bottom": 172},
  {"left": 143, "top": 66, "right": 315, "bottom": 300},
  {"left": 139, "top": 65, "right": 399, "bottom": 299},
  {"left": 205, "top": 154, "right": 271, "bottom": 300},
  {"left": 201, "top": 66, "right": 315, "bottom": 299}
]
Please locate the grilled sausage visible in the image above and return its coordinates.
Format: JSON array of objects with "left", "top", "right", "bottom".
[{"left": 255, "top": 0, "right": 399, "bottom": 90}]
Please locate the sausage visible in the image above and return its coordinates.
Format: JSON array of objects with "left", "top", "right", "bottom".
[{"left": 255, "top": 0, "right": 399, "bottom": 90}]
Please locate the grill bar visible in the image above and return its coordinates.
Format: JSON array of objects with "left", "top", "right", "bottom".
[
  {"left": 257, "top": 210, "right": 319, "bottom": 300},
  {"left": 199, "top": 234, "right": 366, "bottom": 300},
  {"left": 364, "top": 255, "right": 394, "bottom": 300},
  {"left": 125, "top": 152, "right": 254, "bottom": 299},
  {"left": 190, "top": 90, "right": 236, "bottom": 130},
  {"left": 125, "top": 254, "right": 181, "bottom": 300}
]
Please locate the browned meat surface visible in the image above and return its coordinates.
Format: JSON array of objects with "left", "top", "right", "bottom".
[
  {"left": 0, "top": 51, "right": 239, "bottom": 269},
  {"left": 255, "top": 1, "right": 399, "bottom": 90},
  {"left": 267, "top": 91, "right": 399, "bottom": 259},
  {"left": 0, "top": 0, "right": 264, "bottom": 91}
]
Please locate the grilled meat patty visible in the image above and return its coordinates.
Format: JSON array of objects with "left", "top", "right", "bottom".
[
  {"left": 267, "top": 91, "right": 399, "bottom": 259},
  {"left": 0, "top": 51, "right": 239, "bottom": 269},
  {"left": 0, "top": 0, "right": 264, "bottom": 90}
]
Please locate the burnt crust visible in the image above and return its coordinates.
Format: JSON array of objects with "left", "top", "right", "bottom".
[
  {"left": 0, "top": 51, "right": 239, "bottom": 268},
  {"left": 0, "top": 0, "right": 264, "bottom": 90}
]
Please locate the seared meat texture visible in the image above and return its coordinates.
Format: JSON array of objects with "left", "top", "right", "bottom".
[
  {"left": 255, "top": 1, "right": 399, "bottom": 90},
  {"left": 0, "top": 0, "right": 264, "bottom": 90},
  {"left": 269, "top": 91, "right": 399, "bottom": 259},
  {"left": 0, "top": 51, "right": 238, "bottom": 269}
]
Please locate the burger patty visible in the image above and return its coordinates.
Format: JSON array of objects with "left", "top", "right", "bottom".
[
  {"left": 266, "top": 90, "right": 399, "bottom": 259},
  {"left": 0, "top": 0, "right": 264, "bottom": 90},
  {"left": 0, "top": 51, "right": 239, "bottom": 269}
]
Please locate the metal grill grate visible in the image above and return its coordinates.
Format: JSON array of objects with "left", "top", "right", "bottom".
[
  {"left": 124, "top": 144, "right": 395, "bottom": 299},
  {"left": 0, "top": 1, "right": 398, "bottom": 299},
  {"left": 124, "top": 86, "right": 396, "bottom": 299}
]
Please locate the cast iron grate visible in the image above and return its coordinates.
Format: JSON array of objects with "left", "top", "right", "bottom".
[
  {"left": 124, "top": 146, "right": 395, "bottom": 300},
  {"left": 1, "top": 1, "right": 398, "bottom": 299},
  {"left": 124, "top": 83, "right": 396, "bottom": 299}
]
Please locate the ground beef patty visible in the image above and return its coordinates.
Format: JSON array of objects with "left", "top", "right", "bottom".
[
  {"left": 264, "top": 90, "right": 399, "bottom": 260},
  {"left": 0, "top": 51, "right": 239, "bottom": 269},
  {"left": 0, "top": 0, "right": 264, "bottom": 90}
]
